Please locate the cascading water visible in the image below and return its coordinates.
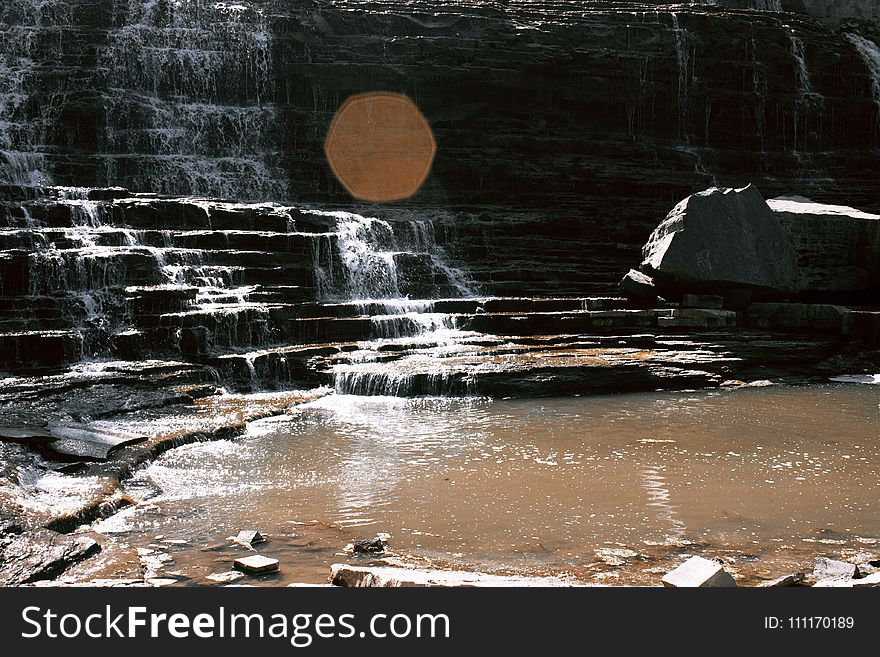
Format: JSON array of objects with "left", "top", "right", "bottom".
[
  {"left": 846, "top": 33, "right": 880, "bottom": 127},
  {"left": 304, "top": 210, "right": 480, "bottom": 396},
  {"left": 0, "top": 0, "right": 71, "bottom": 185},
  {"left": 99, "top": 0, "right": 288, "bottom": 199},
  {"left": 311, "top": 211, "right": 476, "bottom": 303}
]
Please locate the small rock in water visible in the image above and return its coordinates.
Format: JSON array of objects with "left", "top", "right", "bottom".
[
  {"left": 206, "top": 571, "right": 245, "bottom": 583},
  {"left": 147, "top": 578, "right": 178, "bottom": 587},
  {"left": 233, "top": 530, "right": 265, "bottom": 547},
  {"left": 661, "top": 556, "right": 737, "bottom": 588},
  {"left": 353, "top": 539, "right": 385, "bottom": 555},
  {"left": 757, "top": 573, "right": 805, "bottom": 588},
  {"left": 812, "top": 557, "right": 857, "bottom": 581},
  {"left": 233, "top": 555, "right": 280, "bottom": 574},
  {"left": 351, "top": 534, "right": 389, "bottom": 555}
]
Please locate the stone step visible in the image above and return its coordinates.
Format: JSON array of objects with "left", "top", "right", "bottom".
[
  {"left": 6, "top": 198, "right": 300, "bottom": 234},
  {"left": 205, "top": 344, "right": 344, "bottom": 392},
  {"left": 328, "top": 342, "right": 723, "bottom": 398},
  {"left": 0, "top": 329, "right": 85, "bottom": 371}
]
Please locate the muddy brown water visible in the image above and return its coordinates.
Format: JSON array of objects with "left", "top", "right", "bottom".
[{"left": 72, "top": 383, "right": 880, "bottom": 586}]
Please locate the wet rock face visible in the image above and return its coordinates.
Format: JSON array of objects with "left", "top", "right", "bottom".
[
  {"left": 640, "top": 185, "right": 799, "bottom": 299},
  {"left": 0, "top": 528, "right": 100, "bottom": 585},
  {"left": 1, "top": 1, "right": 879, "bottom": 218},
  {"left": 797, "top": 1, "right": 880, "bottom": 28},
  {"left": 769, "top": 196, "right": 880, "bottom": 297}
]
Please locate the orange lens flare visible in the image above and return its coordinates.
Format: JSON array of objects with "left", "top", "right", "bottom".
[{"left": 324, "top": 92, "right": 436, "bottom": 202}]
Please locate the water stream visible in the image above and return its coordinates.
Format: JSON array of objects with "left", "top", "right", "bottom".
[{"left": 74, "top": 383, "right": 880, "bottom": 586}]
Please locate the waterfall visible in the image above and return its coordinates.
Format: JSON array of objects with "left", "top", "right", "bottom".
[
  {"left": 789, "top": 34, "right": 815, "bottom": 98},
  {"left": 309, "top": 210, "right": 476, "bottom": 302},
  {"left": 299, "top": 210, "right": 479, "bottom": 397},
  {"left": 100, "top": 0, "right": 288, "bottom": 199},
  {"left": 0, "top": 0, "right": 72, "bottom": 185},
  {"left": 846, "top": 33, "right": 880, "bottom": 126}
]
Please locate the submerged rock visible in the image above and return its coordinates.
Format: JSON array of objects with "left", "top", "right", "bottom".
[{"left": 640, "top": 186, "right": 799, "bottom": 300}]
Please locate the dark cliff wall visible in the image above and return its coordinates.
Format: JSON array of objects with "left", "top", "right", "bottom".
[
  {"left": 273, "top": 1, "right": 880, "bottom": 214},
  {"left": 2, "top": 1, "right": 879, "bottom": 225}
]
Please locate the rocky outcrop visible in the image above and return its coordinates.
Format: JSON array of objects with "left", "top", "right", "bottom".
[
  {"left": 639, "top": 185, "right": 799, "bottom": 300},
  {"left": 0, "top": 528, "right": 99, "bottom": 585},
  {"left": 768, "top": 196, "right": 880, "bottom": 298}
]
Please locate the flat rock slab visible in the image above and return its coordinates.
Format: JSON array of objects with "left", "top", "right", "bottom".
[
  {"left": 813, "top": 557, "right": 857, "bottom": 581},
  {"left": 233, "top": 555, "right": 279, "bottom": 574},
  {"left": 0, "top": 528, "right": 100, "bottom": 585},
  {"left": 43, "top": 423, "right": 147, "bottom": 461},
  {"left": 661, "top": 556, "right": 737, "bottom": 588},
  {"left": 330, "top": 564, "right": 575, "bottom": 587},
  {"left": 853, "top": 573, "right": 880, "bottom": 588},
  {"left": 233, "top": 530, "right": 265, "bottom": 547},
  {"left": 0, "top": 426, "right": 55, "bottom": 443},
  {"left": 757, "top": 573, "right": 806, "bottom": 588},
  {"left": 768, "top": 196, "right": 880, "bottom": 294}
]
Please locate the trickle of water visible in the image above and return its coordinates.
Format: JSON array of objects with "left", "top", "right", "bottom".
[
  {"left": 789, "top": 34, "right": 815, "bottom": 98},
  {"left": 846, "top": 33, "right": 880, "bottom": 125},
  {"left": 0, "top": 150, "right": 51, "bottom": 186},
  {"left": 244, "top": 353, "right": 260, "bottom": 391},
  {"left": 787, "top": 30, "right": 824, "bottom": 152},
  {"left": 671, "top": 13, "right": 690, "bottom": 139}
]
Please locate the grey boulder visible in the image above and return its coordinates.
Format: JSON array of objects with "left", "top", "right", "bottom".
[{"left": 641, "top": 185, "right": 799, "bottom": 299}]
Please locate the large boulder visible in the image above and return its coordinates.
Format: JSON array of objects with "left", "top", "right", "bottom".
[
  {"left": 640, "top": 185, "right": 799, "bottom": 300},
  {"left": 768, "top": 196, "right": 880, "bottom": 297}
]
